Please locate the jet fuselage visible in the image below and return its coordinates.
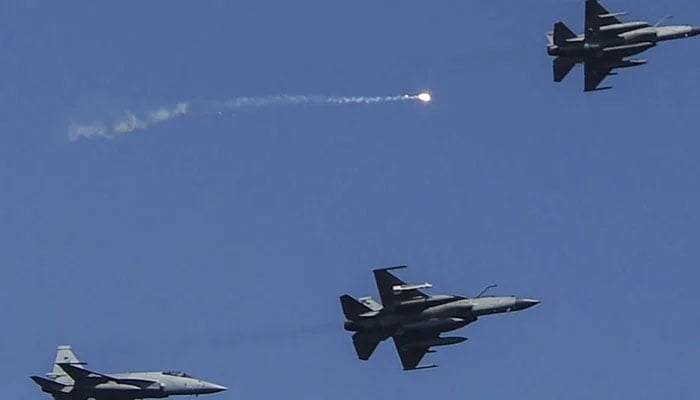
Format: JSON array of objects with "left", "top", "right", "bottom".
[
  {"left": 31, "top": 346, "right": 227, "bottom": 400},
  {"left": 34, "top": 371, "right": 226, "bottom": 400},
  {"left": 78, "top": 372, "right": 227, "bottom": 397},
  {"left": 343, "top": 295, "right": 540, "bottom": 336},
  {"left": 341, "top": 266, "right": 541, "bottom": 370},
  {"left": 547, "top": 25, "right": 700, "bottom": 58}
]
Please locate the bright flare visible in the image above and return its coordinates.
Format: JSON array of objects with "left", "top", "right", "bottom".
[{"left": 417, "top": 92, "right": 432, "bottom": 103}]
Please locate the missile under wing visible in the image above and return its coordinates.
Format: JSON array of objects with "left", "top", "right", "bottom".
[{"left": 372, "top": 265, "right": 431, "bottom": 308}]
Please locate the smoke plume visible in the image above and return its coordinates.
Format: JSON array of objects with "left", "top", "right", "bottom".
[{"left": 68, "top": 93, "right": 430, "bottom": 141}]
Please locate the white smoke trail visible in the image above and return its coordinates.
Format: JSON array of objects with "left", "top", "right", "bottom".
[
  {"left": 69, "top": 102, "right": 189, "bottom": 140},
  {"left": 222, "top": 94, "right": 426, "bottom": 108},
  {"left": 68, "top": 93, "right": 430, "bottom": 141}
]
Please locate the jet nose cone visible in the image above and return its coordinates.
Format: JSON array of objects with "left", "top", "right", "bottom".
[
  {"left": 212, "top": 384, "right": 227, "bottom": 393},
  {"left": 691, "top": 27, "right": 700, "bottom": 37},
  {"left": 202, "top": 383, "right": 227, "bottom": 394},
  {"left": 514, "top": 298, "right": 540, "bottom": 310}
]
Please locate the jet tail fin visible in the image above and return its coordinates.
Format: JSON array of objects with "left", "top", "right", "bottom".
[
  {"left": 553, "top": 22, "right": 576, "bottom": 46},
  {"left": 553, "top": 57, "right": 577, "bottom": 82},
  {"left": 50, "top": 345, "right": 85, "bottom": 383},
  {"left": 340, "top": 295, "right": 372, "bottom": 319}
]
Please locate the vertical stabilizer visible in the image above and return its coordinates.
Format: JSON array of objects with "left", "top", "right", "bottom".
[
  {"left": 340, "top": 295, "right": 372, "bottom": 319},
  {"left": 50, "top": 346, "right": 84, "bottom": 384}
]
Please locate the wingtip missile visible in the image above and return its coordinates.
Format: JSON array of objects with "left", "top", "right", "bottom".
[
  {"left": 612, "top": 59, "right": 647, "bottom": 69},
  {"left": 402, "top": 336, "right": 468, "bottom": 349},
  {"left": 407, "top": 364, "right": 438, "bottom": 371},
  {"left": 599, "top": 12, "right": 628, "bottom": 19},
  {"left": 392, "top": 282, "right": 432, "bottom": 294},
  {"left": 585, "top": 86, "right": 613, "bottom": 92}
]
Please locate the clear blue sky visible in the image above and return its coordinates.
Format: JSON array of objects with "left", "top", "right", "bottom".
[{"left": 1, "top": 1, "right": 699, "bottom": 399}]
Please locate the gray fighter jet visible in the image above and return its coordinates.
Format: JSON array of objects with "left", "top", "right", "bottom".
[
  {"left": 31, "top": 346, "right": 227, "bottom": 400},
  {"left": 547, "top": 0, "right": 700, "bottom": 91},
  {"left": 340, "top": 266, "right": 539, "bottom": 370}
]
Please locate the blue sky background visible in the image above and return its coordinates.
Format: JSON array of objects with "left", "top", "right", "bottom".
[{"left": 1, "top": 0, "right": 699, "bottom": 399}]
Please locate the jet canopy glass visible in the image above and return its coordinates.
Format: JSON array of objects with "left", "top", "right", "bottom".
[{"left": 163, "top": 371, "right": 192, "bottom": 378}]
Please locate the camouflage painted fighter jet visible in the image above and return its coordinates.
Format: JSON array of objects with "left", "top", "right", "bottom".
[
  {"left": 547, "top": 0, "right": 700, "bottom": 91},
  {"left": 31, "top": 346, "right": 226, "bottom": 400},
  {"left": 340, "top": 266, "right": 539, "bottom": 370}
]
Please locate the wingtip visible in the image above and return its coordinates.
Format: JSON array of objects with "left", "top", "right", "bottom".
[
  {"left": 584, "top": 85, "right": 613, "bottom": 92},
  {"left": 373, "top": 265, "right": 407, "bottom": 272}
]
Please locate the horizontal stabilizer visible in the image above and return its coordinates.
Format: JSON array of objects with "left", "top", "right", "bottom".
[
  {"left": 553, "top": 57, "right": 577, "bottom": 82},
  {"left": 31, "top": 376, "right": 68, "bottom": 393},
  {"left": 57, "top": 363, "right": 114, "bottom": 384},
  {"left": 57, "top": 364, "right": 156, "bottom": 388},
  {"left": 352, "top": 333, "right": 382, "bottom": 360}
]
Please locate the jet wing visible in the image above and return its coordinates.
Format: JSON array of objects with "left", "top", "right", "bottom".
[
  {"left": 391, "top": 332, "right": 437, "bottom": 371},
  {"left": 584, "top": 59, "right": 616, "bottom": 92},
  {"left": 373, "top": 266, "right": 429, "bottom": 308},
  {"left": 585, "top": 0, "right": 625, "bottom": 36},
  {"left": 57, "top": 364, "right": 157, "bottom": 388}
]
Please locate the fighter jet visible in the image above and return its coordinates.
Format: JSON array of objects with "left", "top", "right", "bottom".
[
  {"left": 546, "top": 0, "right": 700, "bottom": 91},
  {"left": 31, "top": 346, "right": 227, "bottom": 400},
  {"left": 340, "top": 266, "right": 539, "bottom": 370}
]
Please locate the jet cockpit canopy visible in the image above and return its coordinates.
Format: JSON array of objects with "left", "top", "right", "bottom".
[{"left": 163, "top": 371, "right": 192, "bottom": 378}]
